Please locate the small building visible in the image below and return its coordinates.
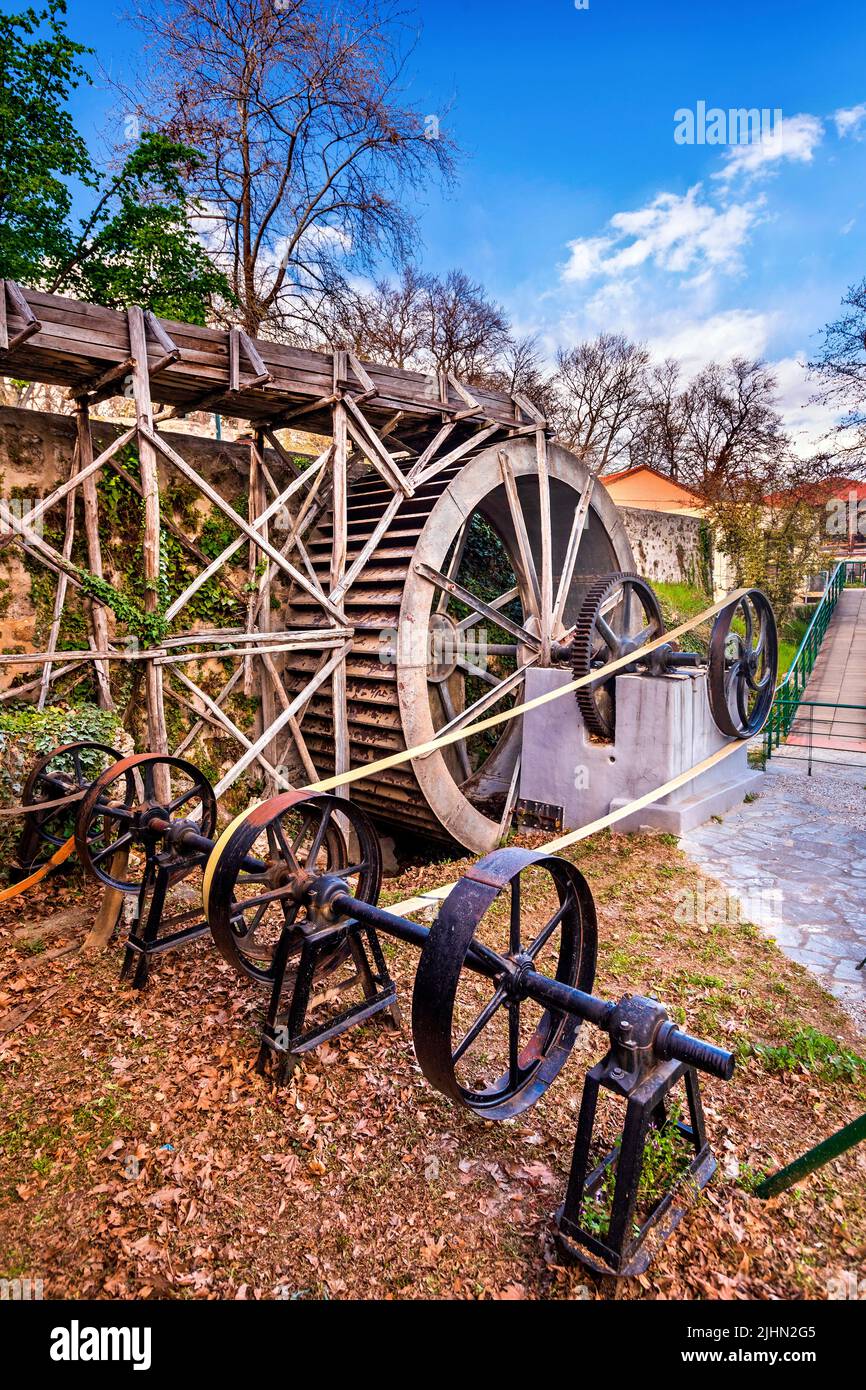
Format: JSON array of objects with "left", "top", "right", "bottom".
[
  {"left": 598, "top": 464, "right": 728, "bottom": 594},
  {"left": 600, "top": 464, "right": 705, "bottom": 517}
]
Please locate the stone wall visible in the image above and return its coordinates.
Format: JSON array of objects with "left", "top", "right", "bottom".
[{"left": 618, "top": 505, "right": 708, "bottom": 588}]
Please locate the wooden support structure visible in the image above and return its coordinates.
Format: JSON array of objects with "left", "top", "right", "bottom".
[{"left": 0, "top": 283, "right": 620, "bottom": 853}]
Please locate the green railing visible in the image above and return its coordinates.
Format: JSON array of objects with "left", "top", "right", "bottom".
[{"left": 763, "top": 561, "right": 847, "bottom": 756}]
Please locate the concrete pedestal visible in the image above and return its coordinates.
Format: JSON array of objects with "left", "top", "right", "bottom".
[{"left": 519, "top": 669, "right": 762, "bottom": 836}]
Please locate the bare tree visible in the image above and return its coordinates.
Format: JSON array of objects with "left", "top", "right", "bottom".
[
  {"left": 809, "top": 278, "right": 866, "bottom": 474},
  {"left": 296, "top": 263, "right": 518, "bottom": 386},
  {"left": 631, "top": 359, "right": 691, "bottom": 479},
  {"left": 490, "top": 334, "right": 557, "bottom": 421},
  {"left": 122, "top": 0, "right": 455, "bottom": 336},
  {"left": 677, "top": 358, "right": 791, "bottom": 497},
  {"left": 549, "top": 334, "right": 650, "bottom": 471}
]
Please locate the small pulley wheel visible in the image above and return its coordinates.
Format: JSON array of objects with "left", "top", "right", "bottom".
[
  {"left": 205, "top": 791, "right": 382, "bottom": 986},
  {"left": 75, "top": 753, "right": 217, "bottom": 893},
  {"left": 708, "top": 589, "right": 778, "bottom": 738},
  {"left": 412, "top": 847, "right": 597, "bottom": 1119},
  {"left": 17, "top": 741, "right": 126, "bottom": 872},
  {"left": 573, "top": 573, "right": 665, "bottom": 741}
]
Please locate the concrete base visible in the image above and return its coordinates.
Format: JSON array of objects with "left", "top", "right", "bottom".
[{"left": 519, "top": 669, "right": 762, "bottom": 836}]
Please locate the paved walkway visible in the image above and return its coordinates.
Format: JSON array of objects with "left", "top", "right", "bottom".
[
  {"left": 787, "top": 588, "right": 866, "bottom": 754},
  {"left": 679, "top": 760, "right": 866, "bottom": 1032}
]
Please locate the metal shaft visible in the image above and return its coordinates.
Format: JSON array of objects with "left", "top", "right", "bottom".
[{"left": 331, "top": 890, "right": 734, "bottom": 1080}]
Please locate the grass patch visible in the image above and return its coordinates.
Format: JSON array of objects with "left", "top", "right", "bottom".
[{"left": 744, "top": 1025, "right": 866, "bottom": 1082}]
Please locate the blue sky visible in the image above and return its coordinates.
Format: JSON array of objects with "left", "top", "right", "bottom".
[{"left": 16, "top": 0, "right": 866, "bottom": 448}]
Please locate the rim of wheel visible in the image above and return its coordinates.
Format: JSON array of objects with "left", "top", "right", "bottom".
[
  {"left": 20, "top": 741, "right": 125, "bottom": 861},
  {"left": 75, "top": 753, "right": 217, "bottom": 893},
  {"left": 206, "top": 791, "right": 382, "bottom": 986},
  {"left": 411, "top": 846, "right": 597, "bottom": 1118},
  {"left": 708, "top": 589, "right": 778, "bottom": 738},
  {"left": 398, "top": 440, "right": 633, "bottom": 849}
]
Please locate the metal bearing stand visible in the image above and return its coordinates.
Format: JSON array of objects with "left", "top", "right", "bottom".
[{"left": 555, "top": 995, "right": 716, "bottom": 1277}]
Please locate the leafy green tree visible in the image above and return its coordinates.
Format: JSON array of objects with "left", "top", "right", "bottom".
[
  {"left": 0, "top": 0, "right": 94, "bottom": 284},
  {"left": 55, "top": 133, "right": 232, "bottom": 325},
  {"left": 0, "top": 2, "right": 229, "bottom": 324}
]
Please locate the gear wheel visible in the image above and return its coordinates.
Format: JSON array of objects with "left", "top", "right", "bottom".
[{"left": 573, "top": 573, "right": 665, "bottom": 741}]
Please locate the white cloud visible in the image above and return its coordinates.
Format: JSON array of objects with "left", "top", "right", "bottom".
[
  {"left": 647, "top": 310, "right": 773, "bottom": 376},
  {"left": 834, "top": 103, "right": 866, "bottom": 138},
  {"left": 561, "top": 185, "right": 761, "bottom": 285},
  {"left": 715, "top": 113, "right": 824, "bottom": 183},
  {"left": 770, "top": 354, "right": 850, "bottom": 457}
]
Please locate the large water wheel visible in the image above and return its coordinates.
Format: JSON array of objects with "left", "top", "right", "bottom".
[{"left": 283, "top": 436, "right": 633, "bottom": 852}]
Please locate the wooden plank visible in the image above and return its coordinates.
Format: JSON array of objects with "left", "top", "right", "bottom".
[{"left": 0, "top": 282, "right": 7, "bottom": 352}]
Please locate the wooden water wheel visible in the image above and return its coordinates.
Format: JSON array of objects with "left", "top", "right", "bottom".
[{"left": 283, "top": 437, "right": 633, "bottom": 851}]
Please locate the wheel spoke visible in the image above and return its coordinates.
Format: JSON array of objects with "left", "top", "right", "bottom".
[
  {"left": 452, "top": 985, "right": 507, "bottom": 1064},
  {"left": 437, "top": 521, "right": 469, "bottom": 614},
  {"left": 508, "top": 1001, "right": 521, "bottom": 1085},
  {"left": 168, "top": 782, "right": 200, "bottom": 813},
  {"left": 305, "top": 803, "right": 333, "bottom": 867},
  {"left": 527, "top": 895, "right": 570, "bottom": 959},
  {"left": 455, "top": 586, "right": 520, "bottom": 632},
  {"left": 509, "top": 876, "right": 521, "bottom": 955},
  {"left": 415, "top": 562, "right": 541, "bottom": 650},
  {"left": 233, "top": 884, "right": 297, "bottom": 913},
  {"left": 420, "top": 660, "right": 536, "bottom": 757},
  {"left": 596, "top": 614, "right": 621, "bottom": 655},
  {"left": 271, "top": 817, "right": 300, "bottom": 869},
  {"left": 89, "top": 831, "right": 132, "bottom": 864},
  {"left": 457, "top": 658, "right": 499, "bottom": 688}
]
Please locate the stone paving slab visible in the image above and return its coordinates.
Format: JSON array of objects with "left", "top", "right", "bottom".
[{"left": 678, "top": 763, "right": 866, "bottom": 1032}]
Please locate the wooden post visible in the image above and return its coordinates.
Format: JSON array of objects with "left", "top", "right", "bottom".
[
  {"left": 76, "top": 401, "right": 114, "bottom": 708},
  {"left": 127, "top": 307, "right": 169, "bottom": 779},
  {"left": 253, "top": 430, "right": 277, "bottom": 787},
  {"left": 38, "top": 443, "right": 80, "bottom": 708},
  {"left": 331, "top": 393, "right": 349, "bottom": 796}
]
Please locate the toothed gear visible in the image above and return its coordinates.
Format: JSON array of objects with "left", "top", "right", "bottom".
[{"left": 573, "top": 573, "right": 665, "bottom": 741}]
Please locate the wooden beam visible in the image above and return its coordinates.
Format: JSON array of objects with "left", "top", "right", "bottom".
[
  {"left": 169, "top": 664, "right": 292, "bottom": 790},
  {"left": 127, "top": 306, "right": 170, "bottom": 772},
  {"left": 497, "top": 449, "right": 542, "bottom": 619},
  {"left": 342, "top": 393, "right": 413, "bottom": 496},
  {"left": 76, "top": 401, "right": 113, "bottom": 707},
  {"left": 535, "top": 428, "right": 553, "bottom": 665},
  {"left": 38, "top": 442, "right": 80, "bottom": 708},
  {"left": 146, "top": 427, "right": 346, "bottom": 623},
  {"left": 160, "top": 441, "right": 333, "bottom": 623},
  {"left": 412, "top": 422, "right": 502, "bottom": 487},
  {"left": 211, "top": 641, "right": 352, "bottom": 800}
]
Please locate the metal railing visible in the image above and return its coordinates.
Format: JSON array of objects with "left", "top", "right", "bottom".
[
  {"left": 763, "top": 561, "right": 847, "bottom": 756},
  {"left": 764, "top": 698, "right": 866, "bottom": 773}
]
